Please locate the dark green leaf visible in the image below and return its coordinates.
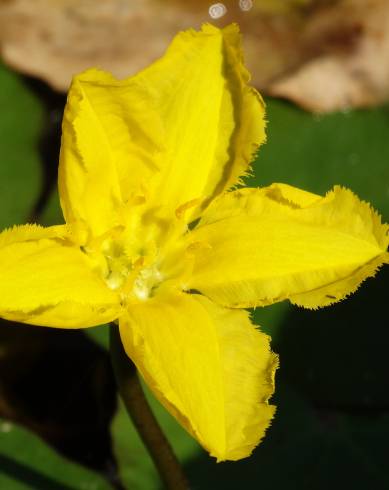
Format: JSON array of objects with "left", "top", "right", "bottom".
[
  {"left": 0, "top": 64, "right": 43, "bottom": 228},
  {"left": 0, "top": 418, "right": 114, "bottom": 490}
]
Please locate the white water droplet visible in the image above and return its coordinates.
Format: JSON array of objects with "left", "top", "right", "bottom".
[
  {"left": 209, "top": 3, "right": 227, "bottom": 19},
  {"left": 239, "top": 0, "right": 253, "bottom": 11}
]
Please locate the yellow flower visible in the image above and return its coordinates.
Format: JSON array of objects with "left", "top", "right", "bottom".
[{"left": 0, "top": 24, "right": 388, "bottom": 461}]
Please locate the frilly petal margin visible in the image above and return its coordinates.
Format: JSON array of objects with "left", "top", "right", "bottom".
[
  {"left": 188, "top": 184, "right": 389, "bottom": 309},
  {"left": 119, "top": 292, "right": 277, "bottom": 461},
  {"left": 290, "top": 253, "right": 389, "bottom": 309}
]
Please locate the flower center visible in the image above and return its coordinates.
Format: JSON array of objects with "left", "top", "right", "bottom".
[
  {"left": 87, "top": 216, "right": 191, "bottom": 303},
  {"left": 99, "top": 235, "right": 165, "bottom": 301}
]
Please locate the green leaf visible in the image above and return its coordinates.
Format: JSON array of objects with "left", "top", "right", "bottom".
[
  {"left": 86, "top": 324, "right": 110, "bottom": 350},
  {"left": 0, "top": 63, "right": 43, "bottom": 228},
  {"left": 185, "top": 384, "right": 389, "bottom": 490},
  {"left": 274, "top": 265, "right": 389, "bottom": 408},
  {"left": 249, "top": 99, "right": 389, "bottom": 218},
  {"left": 39, "top": 189, "right": 64, "bottom": 227},
  {"left": 0, "top": 418, "right": 114, "bottom": 490}
]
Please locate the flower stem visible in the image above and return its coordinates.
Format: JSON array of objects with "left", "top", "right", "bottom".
[{"left": 109, "top": 323, "right": 189, "bottom": 490}]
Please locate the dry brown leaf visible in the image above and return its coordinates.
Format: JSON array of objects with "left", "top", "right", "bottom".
[
  {"left": 0, "top": 0, "right": 388, "bottom": 112},
  {"left": 0, "top": 0, "right": 307, "bottom": 91},
  {"left": 269, "top": 0, "right": 389, "bottom": 112}
]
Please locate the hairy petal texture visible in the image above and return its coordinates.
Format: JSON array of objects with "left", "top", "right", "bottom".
[
  {"left": 188, "top": 184, "right": 389, "bottom": 309},
  {"left": 59, "top": 69, "right": 164, "bottom": 239},
  {"left": 119, "top": 292, "right": 277, "bottom": 461},
  {"left": 0, "top": 225, "right": 119, "bottom": 327},
  {"left": 133, "top": 24, "right": 266, "bottom": 217}
]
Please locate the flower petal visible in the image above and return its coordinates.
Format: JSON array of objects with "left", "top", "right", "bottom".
[
  {"left": 59, "top": 68, "right": 164, "bottom": 238},
  {"left": 119, "top": 292, "right": 277, "bottom": 461},
  {"left": 188, "top": 184, "right": 389, "bottom": 308},
  {"left": 59, "top": 25, "right": 265, "bottom": 227},
  {"left": 0, "top": 225, "right": 120, "bottom": 327},
  {"left": 133, "top": 23, "right": 266, "bottom": 217}
]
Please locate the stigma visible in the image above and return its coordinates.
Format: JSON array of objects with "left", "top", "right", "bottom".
[{"left": 133, "top": 266, "right": 163, "bottom": 301}]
